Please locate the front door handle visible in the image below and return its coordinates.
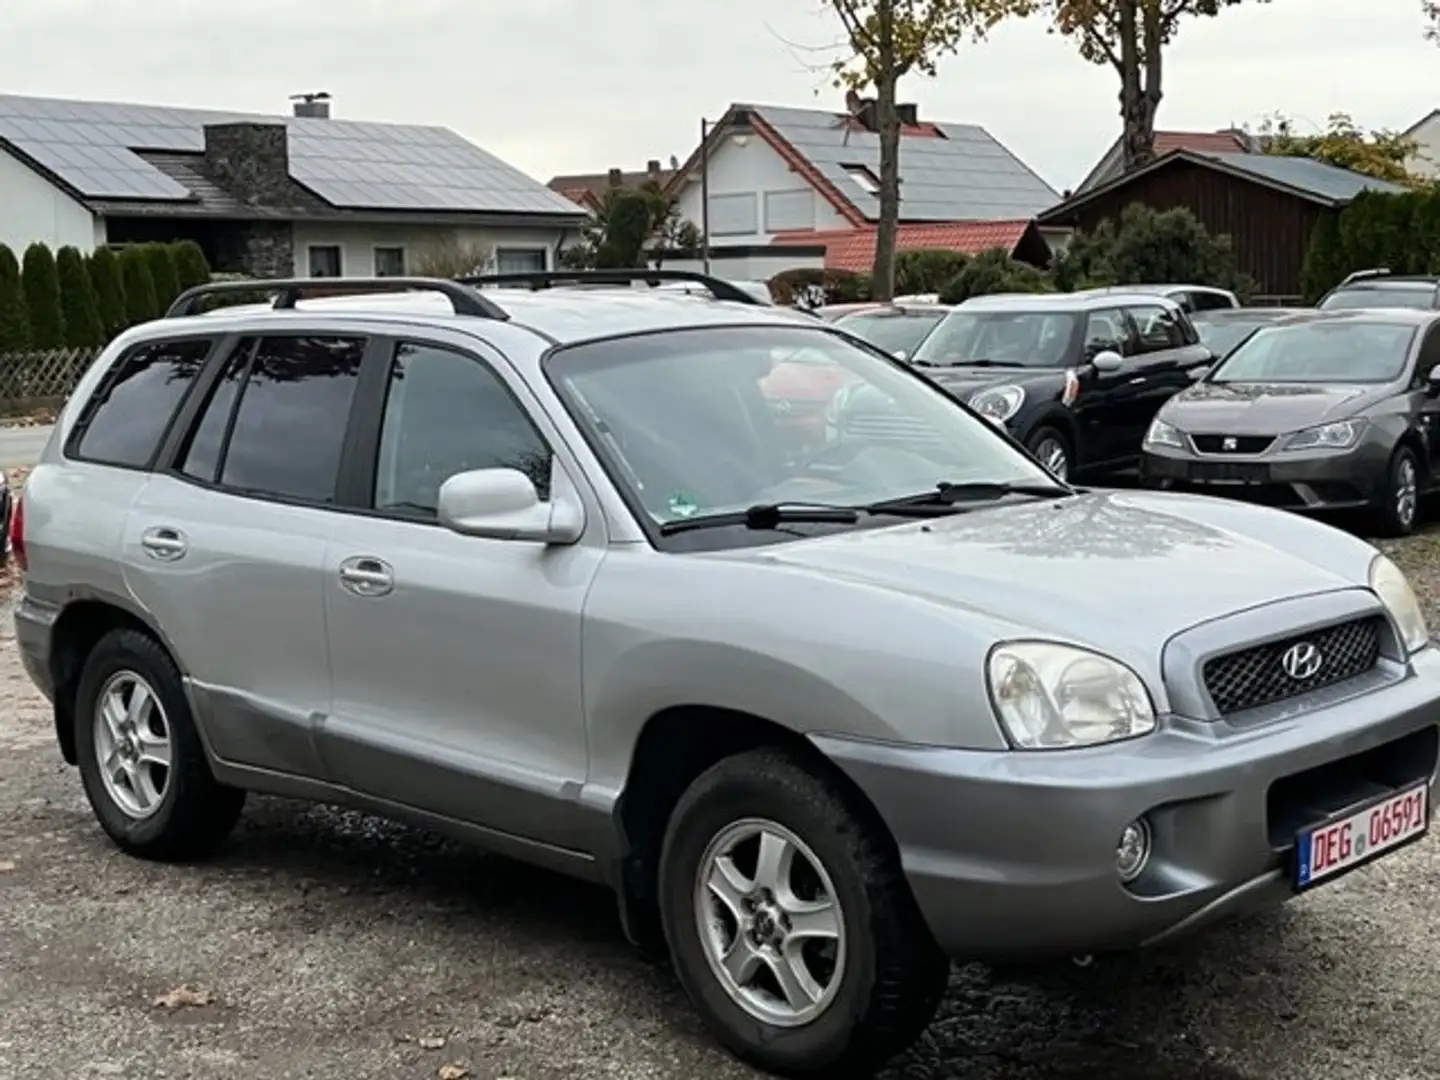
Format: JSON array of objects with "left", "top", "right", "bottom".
[
  {"left": 338, "top": 555, "right": 394, "bottom": 597},
  {"left": 1127, "top": 376, "right": 1147, "bottom": 385},
  {"left": 140, "top": 526, "right": 187, "bottom": 561}
]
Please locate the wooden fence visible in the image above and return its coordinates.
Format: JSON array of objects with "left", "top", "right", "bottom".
[{"left": 0, "top": 347, "right": 97, "bottom": 417}]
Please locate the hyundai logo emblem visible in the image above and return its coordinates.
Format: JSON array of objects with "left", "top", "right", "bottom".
[{"left": 1281, "top": 641, "right": 1324, "bottom": 680}]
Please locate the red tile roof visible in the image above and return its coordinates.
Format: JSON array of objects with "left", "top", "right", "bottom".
[
  {"left": 770, "top": 221, "right": 1033, "bottom": 272},
  {"left": 1153, "top": 130, "right": 1250, "bottom": 155}
]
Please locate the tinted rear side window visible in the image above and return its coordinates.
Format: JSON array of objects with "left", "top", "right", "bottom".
[
  {"left": 73, "top": 338, "right": 213, "bottom": 467},
  {"left": 190, "top": 336, "right": 365, "bottom": 503},
  {"left": 176, "top": 340, "right": 252, "bottom": 483}
]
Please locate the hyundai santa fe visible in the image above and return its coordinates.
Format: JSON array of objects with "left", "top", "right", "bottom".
[{"left": 12, "top": 270, "right": 1438, "bottom": 1078}]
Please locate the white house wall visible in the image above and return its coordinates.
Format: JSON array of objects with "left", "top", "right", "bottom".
[
  {"left": 674, "top": 134, "right": 851, "bottom": 243},
  {"left": 290, "top": 222, "right": 573, "bottom": 278},
  {"left": 1405, "top": 113, "right": 1440, "bottom": 179},
  {"left": 0, "top": 146, "right": 100, "bottom": 253}
]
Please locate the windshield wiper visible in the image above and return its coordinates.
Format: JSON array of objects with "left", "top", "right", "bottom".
[
  {"left": 868, "top": 480, "right": 1073, "bottom": 511},
  {"left": 658, "top": 501, "right": 860, "bottom": 536},
  {"left": 912, "top": 357, "right": 1027, "bottom": 369}
]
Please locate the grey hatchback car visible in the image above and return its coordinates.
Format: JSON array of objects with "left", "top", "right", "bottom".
[
  {"left": 13, "top": 272, "right": 1440, "bottom": 1078},
  {"left": 1142, "top": 309, "right": 1440, "bottom": 535}
]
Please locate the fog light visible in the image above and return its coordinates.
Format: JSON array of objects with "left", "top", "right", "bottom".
[{"left": 1116, "top": 819, "right": 1151, "bottom": 882}]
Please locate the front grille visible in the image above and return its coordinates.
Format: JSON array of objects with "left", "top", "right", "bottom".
[
  {"left": 1203, "top": 616, "right": 1383, "bottom": 715},
  {"left": 1191, "top": 434, "right": 1275, "bottom": 454}
]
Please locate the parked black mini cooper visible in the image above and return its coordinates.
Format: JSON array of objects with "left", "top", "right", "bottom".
[
  {"left": 907, "top": 292, "right": 1211, "bottom": 480},
  {"left": 1141, "top": 309, "right": 1440, "bottom": 535}
]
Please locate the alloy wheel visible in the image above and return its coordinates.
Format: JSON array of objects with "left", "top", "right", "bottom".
[
  {"left": 1396, "top": 457, "right": 1419, "bottom": 528},
  {"left": 93, "top": 670, "right": 172, "bottom": 820},
  {"left": 1034, "top": 438, "right": 1069, "bottom": 480},
  {"left": 693, "top": 818, "right": 846, "bottom": 1028}
]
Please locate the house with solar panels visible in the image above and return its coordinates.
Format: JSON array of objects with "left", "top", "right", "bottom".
[
  {"left": 658, "top": 96, "right": 1063, "bottom": 280},
  {"left": 0, "top": 92, "right": 587, "bottom": 279}
]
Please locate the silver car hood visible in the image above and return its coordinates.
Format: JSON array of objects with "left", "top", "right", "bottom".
[{"left": 718, "top": 489, "right": 1376, "bottom": 647}]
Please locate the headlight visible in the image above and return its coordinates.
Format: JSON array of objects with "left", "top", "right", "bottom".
[
  {"left": 987, "top": 641, "right": 1157, "bottom": 750},
  {"left": 1281, "top": 419, "right": 1362, "bottom": 452},
  {"left": 968, "top": 385, "right": 1024, "bottom": 424},
  {"left": 1144, "top": 417, "right": 1184, "bottom": 449},
  {"left": 1370, "top": 553, "right": 1429, "bottom": 653}
]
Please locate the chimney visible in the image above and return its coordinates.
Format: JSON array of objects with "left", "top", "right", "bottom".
[
  {"left": 897, "top": 103, "right": 919, "bottom": 126},
  {"left": 607, "top": 167, "right": 623, "bottom": 187},
  {"left": 669, "top": 154, "right": 679, "bottom": 170},
  {"left": 857, "top": 99, "right": 878, "bottom": 132},
  {"left": 204, "top": 122, "right": 292, "bottom": 208},
  {"left": 290, "top": 91, "right": 331, "bottom": 119},
  {"left": 647, "top": 159, "right": 661, "bottom": 178}
]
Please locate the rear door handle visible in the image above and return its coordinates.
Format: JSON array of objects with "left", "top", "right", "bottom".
[
  {"left": 140, "top": 526, "right": 187, "bottom": 561},
  {"left": 338, "top": 555, "right": 394, "bottom": 597}
]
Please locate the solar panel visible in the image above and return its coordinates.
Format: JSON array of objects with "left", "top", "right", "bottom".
[{"left": 0, "top": 92, "right": 580, "bottom": 215}]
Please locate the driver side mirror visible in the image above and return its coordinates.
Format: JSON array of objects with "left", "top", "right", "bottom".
[
  {"left": 437, "top": 462, "right": 584, "bottom": 544},
  {"left": 1090, "top": 349, "right": 1124, "bottom": 372},
  {"left": 1427, "top": 363, "right": 1440, "bottom": 396}
]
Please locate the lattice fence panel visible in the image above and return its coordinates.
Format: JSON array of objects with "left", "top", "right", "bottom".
[{"left": 0, "top": 348, "right": 97, "bottom": 413}]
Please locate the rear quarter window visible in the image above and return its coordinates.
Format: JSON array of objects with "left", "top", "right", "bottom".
[{"left": 69, "top": 338, "right": 215, "bottom": 468}]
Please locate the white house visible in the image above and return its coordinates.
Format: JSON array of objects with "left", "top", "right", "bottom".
[
  {"left": 664, "top": 98, "right": 1062, "bottom": 273},
  {"left": 1403, "top": 109, "right": 1440, "bottom": 179},
  {"left": 0, "top": 92, "right": 588, "bottom": 278}
]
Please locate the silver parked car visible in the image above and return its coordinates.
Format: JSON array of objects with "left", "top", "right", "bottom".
[{"left": 13, "top": 271, "right": 1439, "bottom": 1078}]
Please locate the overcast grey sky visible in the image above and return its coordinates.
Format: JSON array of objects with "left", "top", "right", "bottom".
[{"left": 1, "top": 0, "right": 1434, "bottom": 194}]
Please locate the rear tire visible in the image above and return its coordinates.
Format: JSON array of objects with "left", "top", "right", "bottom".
[
  {"left": 658, "top": 748, "right": 948, "bottom": 1078},
  {"left": 1026, "top": 426, "right": 1072, "bottom": 481},
  {"left": 74, "top": 628, "right": 245, "bottom": 861},
  {"left": 1373, "top": 446, "right": 1421, "bottom": 537}
]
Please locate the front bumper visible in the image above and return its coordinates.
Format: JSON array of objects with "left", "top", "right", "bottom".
[
  {"left": 813, "top": 647, "right": 1440, "bottom": 963},
  {"left": 1139, "top": 437, "right": 1390, "bottom": 511}
]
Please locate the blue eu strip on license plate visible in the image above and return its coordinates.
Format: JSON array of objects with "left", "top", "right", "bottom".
[{"left": 1294, "top": 782, "right": 1429, "bottom": 889}]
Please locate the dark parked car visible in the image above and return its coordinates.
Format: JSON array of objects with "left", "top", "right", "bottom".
[
  {"left": 1141, "top": 309, "right": 1440, "bottom": 535},
  {"left": 832, "top": 301, "right": 951, "bottom": 359},
  {"left": 905, "top": 292, "right": 1211, "bottom": 480},
  {"left": 1191, "top": 307, "right": 1310, "bottom": 361},
  {"left": 1318, "top": 270, "right": 1440, "bottom": 311},
  {"left": 1071, "top": 283, "right": 1240, "bottom": 314}
]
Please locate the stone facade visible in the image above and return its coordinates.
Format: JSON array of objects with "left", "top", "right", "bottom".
[
  {"left": 212, "top": 221, "right": 294, "bottom": 278},
  {"left": 202, "top": 123, "right": 295, "bottom": 209}
]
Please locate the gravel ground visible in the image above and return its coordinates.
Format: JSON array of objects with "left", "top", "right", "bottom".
[{"left": 2, "top": 510, "right": 1440, "bottom": 1079}]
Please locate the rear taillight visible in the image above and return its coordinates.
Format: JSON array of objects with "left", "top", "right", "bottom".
[{"left": 9, "top": 493, "right": 25, "bottom": 573}]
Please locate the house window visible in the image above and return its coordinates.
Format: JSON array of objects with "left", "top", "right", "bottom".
[
  {"left": 308, "top": 245, "right": 342, "bottom": 278},
  {"left": 842, "top": 165, "right": 880, "bottom": 195},
  {"left": 707, "top": 193, "right": 759, "bottom": 237},
  {"left": 763, "top": 189, "right": 815, "bottom": 232},
  {"left": 495, "top": 248, "right": 547, "bottom": 274},
  {"left": 373, "top": 247, "right": 406, "bottom": 277}
]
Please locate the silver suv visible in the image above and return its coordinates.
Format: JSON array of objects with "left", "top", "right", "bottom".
[{"left": 13, "top": 271, "right": 1439, "bottom": 1077}]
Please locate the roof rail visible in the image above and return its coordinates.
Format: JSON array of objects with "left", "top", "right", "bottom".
[
  {"left": 1338, "top": 267, "right": 1391, "bottom": 287},
  {"left": 164, "top": 277, "right": 510, "bottom": 320},
  {"left": 456, "top": 268, "right": 766, "bottom": 306}
]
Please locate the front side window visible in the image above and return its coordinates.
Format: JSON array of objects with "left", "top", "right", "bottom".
[
  {"left": 1210, "top": 321, "right": 1417, "bottom": 384},
  {"left": 834, "top": 310, "right": 946, "bottom": 356},
  {"left": 1126, "top": 304, "right": 1183, "bottom": 351},
  {"left": 177, "top": 335, "right": 365, "bottom": 502},
  {"left": 546, "top": 326, "right": 1056, "bottom": 532},
  {"left": 912, "top": 311, "right": 1077, "bottom": 368},
  {"left": 73, "top": 337, "right": 213, "bottom": 467},
  {"left": 1320, "top": 285, "right": 1437, "bottom": 311},
  {"left": 1083, "top": 309, "right": 1129, "bottom": 356},
  {"left": 373, "top": 342, "right": 551, "bottom": 517}
]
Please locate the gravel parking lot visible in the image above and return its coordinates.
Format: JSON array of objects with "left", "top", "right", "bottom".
[{"left": 2, "top": 509, "right": 1439, "bottom": 1080}]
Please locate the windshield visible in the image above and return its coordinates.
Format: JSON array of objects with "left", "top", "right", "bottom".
[
  {"left": 1208, "top": 321, "right": 1416, "bottom": 384},
  {"left": 545, "top": 326, "right": 1055, "bottom": 531},
  {"left": 1320, "top": 285, "right": 1437, "bottom": 310},
  {"left": 911, "top": 310, "right": 1077, "bottom": 367},
  {"left": 1191, "top": 317, "right": 1279, "bottom": 358},
  {"left": 834, "top": 310, "right": 946, "bottom": 355}
]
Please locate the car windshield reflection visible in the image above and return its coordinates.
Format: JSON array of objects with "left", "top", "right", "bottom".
[{"left": 1208, "top": 322, "right": 1416, "bottom": 384}]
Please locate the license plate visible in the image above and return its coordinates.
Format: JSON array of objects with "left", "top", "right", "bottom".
[
  {"left": 1294, "top": 783, "right": 1429, "bottom": 889},
  {"left": 1189, "top": 461, "right": 1269, "bottom": 483}
]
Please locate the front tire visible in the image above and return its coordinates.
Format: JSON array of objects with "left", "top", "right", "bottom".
[
  {"left": 658, "top": 749, "right": 948, "bottom": 1077},
  {"left": 74, "top": 628, "right": 245, "bottom": 860},
  {"left": 1374, "top": 446, "right": 1421, "bottom": 537},
  {"left": 1026, "top": 425, "right": 1072, "bottom": 482}
]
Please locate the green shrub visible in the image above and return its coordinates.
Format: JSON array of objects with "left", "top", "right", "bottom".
[
  {"left": 767, "top": 267, "right": 871, "bottom": 308},
  {"left": 938, "top": 248, "right": 1052, "bottom": 304},
  {"left": 56, "top": 246, "right": 105, "bottom": 347},
  {"left": 1049, "top": 204, "right": 1252, "bottom": 298},
  {"left": 0, "top": 245, "right": 30, "bottom": 351},
  {"left": 171, "top": 240, "right": 211, "bottom": 292},
  {"left": 21, "top": 243, "right": 64, "bottom": 349},
  {"left": 118, "top": 245, "right": 159, "bottom": 326},
  {"left": 894, "top": 249, "right": 970, "bottom": 296},
  {"left": 1299, "top": 212, "right": 1344, "bottom": 304},
  {"left": 87, "top": 247, "right": 127, "bottom": 338},
  {"left": 144, "top": 243, "right": 182, "bottom": 312}
]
